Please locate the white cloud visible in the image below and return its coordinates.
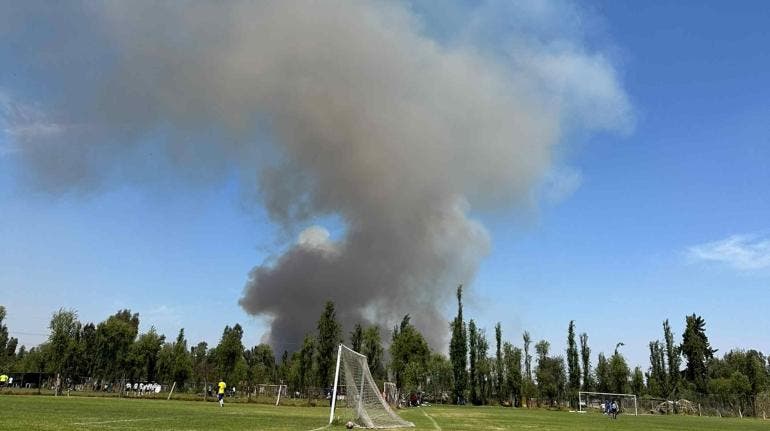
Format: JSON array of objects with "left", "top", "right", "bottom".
[
  {"left": 297, "top": 225, "right": 337, "bottom": 253},
  {"left": 542, "top": 166, "right": 583, "bottom": 203},
  {"left": 688, "top": 234, "right": 770, "bottom": 271},
  {"left": 0, "top": 88, "right": 68, "bottom": 156}
]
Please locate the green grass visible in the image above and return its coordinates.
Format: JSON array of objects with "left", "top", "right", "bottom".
[{"left": 0, "top": 395, "right": 767, "bottom": 430}]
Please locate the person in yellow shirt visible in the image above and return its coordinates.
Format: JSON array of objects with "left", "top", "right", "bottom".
[
  {"left": 217, "top": 380, "right": 226, "bottom": 407},
  {"left": 0, "top": 374, "right": 8, "bottom": 388}
]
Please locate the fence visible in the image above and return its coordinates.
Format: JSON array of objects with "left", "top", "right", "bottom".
[{"left": 5, "top": 373, "right": 766, "bottom": 419}]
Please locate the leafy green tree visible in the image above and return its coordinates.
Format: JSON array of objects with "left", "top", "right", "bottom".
[
  {"left": 214, "top": 324, "right": 247, "bottom": 386},
  {"left": 523, "top": 331, "right": 532, "bottom": 381},
  {"left": 742, "top": 350, "right": 768, "bottom": 397},
  {"left": 78, "top": 323, "right": 97, "bottom": 378},
  {"left": 158, "top": 329, "right": 192, "bottom": 387},
  {"left": 566, "top": 321, "right": 580, "bottom": 406},
  {"left": 129, "top": 326, "right": 165, "bottom": 381},
  {"left": 191, "top": 341, "right": 213, "bottom": 388},
  {"left": 579, "top": 332, "right": 593, "bottom": 391},
  {"left": 171, "top": 329, "right": 193, "bottom": 387},
  {"left": 712, "top": 349, "right": 769, "bottom": 403},
  {"left": 19, "top": 344, "right": 48, "bottom": 374},
  {"left": 534, "top": 341, "right": 566, "bottom": 406},
  {"left": 361, "top": 326, "right": 384, "bottom": 380},
  {"left": 681, "top": 314, "right": 716, "bottom": 393},
  {"left": 631, "top": 366, "right": 644, "bottom": 397},
  {"left": 728, "top": 370, "right": 752, "bottom": 396},
  {"left": 596, "top": 353, "right": 610, "bottom": 392},
  {"left": 5, "top": 337, "right": 17, "bottom": 369},
  {"left": 425, "top": 353, "right": 453, "bottom": 401},
  {"left": 535, "top": 340, "right": 550, "bottom": 363},
  {"left": 0, "top": 306, "right": 17, "bottom": 370},
  {"left": 315, "top": 301, "right": 342, "bottom": 388},
  {"left": 47, "top": 308, "right": 81, "bottom": 390},
  {"left": 278, "top": 350, "right": 290, "bottom": 385},
  {"left": 350, "top": 323, "right": 363, "bottom": 353},
  {"left": 10, "top": 345, "right": 30, "bottom": 374},
  {"left": 476, "top": 327, "right": 490, "bottom": 405},
  {"left": 449, "top": 285, "right": 467, "bottom": 404},
  {"left": 390, "top": 315, "right": 430, "bottom": 390},
  {"left": 495, "top": 323, "right": 503, "bottom": 404},
  {"left": 522, "top": 331, "right": 535, "bottom": 406},
  {"left": 609, "top": 345, "right": 630, "bottom": 394},
  {"left": 245, "top": 343, "right": 276, "bottom": 387},
  {"left": 94, "top": 310, "right": 139, "bottom": 381},
  {"left": 157, "top": 343, "right": 174, "bottom": 384},
  {"left": 297, "top": 334, "right": 315, "bottom": 391},
  {"left": 502, "top": 342, "right": 522, "bottom": 405},
  {"left": 647, "top": 340, "right": 667, "bottom": 397},
  {"left": 468, "top": 319, "right": 479, "bottom": 404},
  {"left": 663, "top": 319, "right": 681, "bottom": 397}
]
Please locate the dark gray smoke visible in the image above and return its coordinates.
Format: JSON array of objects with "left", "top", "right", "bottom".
[{"left": 1, "top": 1, "right": 631, "bottom": 351}]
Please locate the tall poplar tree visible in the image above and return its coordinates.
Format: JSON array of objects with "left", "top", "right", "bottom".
[
  {"left": 350, "top": 323, "right": 363, "bottom": 352},
  {"left": 468, "top": 319, "right": 479, "bottom": 405},
  {"left": 495, "top": 323, "right": 503, "bottom": 404},
  {"left": 648, "top": 340, "right": 667, "bottom": 396},
  {"left": 361, "top": 326, "right": 385, "bottom": 380},
  {"left": 596, "top": 353, "right": 610, "bottom": 392},
  {"left": 523, "top": 331, "right": 532, "bottom": 381},
  {"left": 663, "top": 319, "right": 681, "bottom": 397},
  {"left": 449, "top": 285, "right": 467, "bottom": 404},
  {"left": 579, "top": 332, "right": 592, "bottom": 391},
  {"left": 566, "top": 321, "right": 581, "bottom": 406},
  {"left": 316, "top": 301, "right": 342, "bottom": 388}
]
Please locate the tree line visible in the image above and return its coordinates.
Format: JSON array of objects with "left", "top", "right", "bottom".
[{"left": 1, "top": 294, "right": 769, "bottom": 412}]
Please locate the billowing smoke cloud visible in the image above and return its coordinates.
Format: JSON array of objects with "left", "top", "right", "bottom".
[{"left": 1, "top": 1, "right": 631, "bottom": 351}]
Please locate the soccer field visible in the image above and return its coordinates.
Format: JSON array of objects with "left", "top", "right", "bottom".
[{"left": 1, "top": 396, "right": 767, "bottom": 431}]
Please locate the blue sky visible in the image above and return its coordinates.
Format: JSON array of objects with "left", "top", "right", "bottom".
[{"left": 1, "top": 0, "right": 769, "bottom": 370}]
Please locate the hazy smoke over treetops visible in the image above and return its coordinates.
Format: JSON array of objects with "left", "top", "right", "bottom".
[{"left": 1, "top": 1, "right": 631, "bottom": 351}]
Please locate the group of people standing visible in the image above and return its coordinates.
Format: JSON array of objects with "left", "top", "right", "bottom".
[
  {"left": 603, "top": 399, "right": 620, "bottom": 419},
  {"left": 124, "top": 382, "right": 162, "bottom": 395}
]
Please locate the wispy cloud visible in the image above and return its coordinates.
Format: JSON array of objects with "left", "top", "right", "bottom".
[
  {"left": 542, "top": 166, "right": 583, "bottom": 204},
  {"left": 688, "top": 233, "right": 770, "bottom": 271},
  {"left": 0, "top": 89, "right": 68, "bottom": 156}
]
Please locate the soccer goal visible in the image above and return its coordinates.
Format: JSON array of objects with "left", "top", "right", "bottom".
[
  {"left": 255, "top": 384, "right": 288, "bottom": 406},
  {"left": 329, "top": 344, "right": 414, "bottom": 428},
  {"left": 579, "top": 391, "right": 638, "bottom": 416}
]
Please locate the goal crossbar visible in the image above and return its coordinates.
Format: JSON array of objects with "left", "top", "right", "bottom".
[{"left": 579, "top": 391, "right": 638, "bottom": 416}]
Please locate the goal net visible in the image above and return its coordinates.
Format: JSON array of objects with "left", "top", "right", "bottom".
[
  {"left": 255, "top": 384, "right": 288, "bottom": 406},
  {"left": 330, "top": 345, "right": 414, "bottom": 428},
  {"left": 579, "top": 391, "right": 638, "bottom": 416}
]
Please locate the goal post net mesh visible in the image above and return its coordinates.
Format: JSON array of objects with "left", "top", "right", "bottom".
[
  {"left": 334, "top": 345, "right": 414, "bottom": 428},
  {"left": 579, "top": 391, "right": 638, "bottom": 415}
]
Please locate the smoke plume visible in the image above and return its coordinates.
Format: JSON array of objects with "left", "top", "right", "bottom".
[{"left": 1, "top": 1, "right": 631, "bottom": 351}]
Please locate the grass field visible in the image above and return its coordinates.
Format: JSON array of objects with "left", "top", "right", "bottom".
[{"left": 1, "top": 395, "right": 768, "bottom": 430}]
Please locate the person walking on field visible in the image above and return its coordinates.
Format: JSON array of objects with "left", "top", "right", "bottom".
[
  {"left": 217, "top": 380, "right": 227, "bottom": 407},
  {"left": 610, "top": 400, "right": 619, "bottom": 419}
]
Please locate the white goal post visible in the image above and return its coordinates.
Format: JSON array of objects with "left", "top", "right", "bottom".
[
  {"left": 579, "top": 391, "right": 638, "bottom": 416},
  {"left": 329, "top": 344, "right": 414, "bottom": 428}
]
